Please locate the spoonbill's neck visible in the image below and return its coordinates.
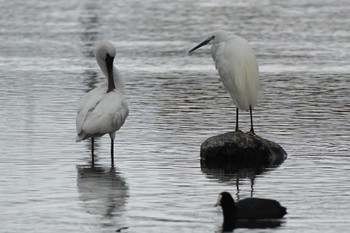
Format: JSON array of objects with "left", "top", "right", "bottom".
[{"left": 97, "top": 57, "right": 125, "bottom": 93}]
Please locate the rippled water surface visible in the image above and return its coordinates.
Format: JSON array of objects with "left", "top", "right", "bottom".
[{"left": 1, "top": 0, "right": 349, "bottom": 232}]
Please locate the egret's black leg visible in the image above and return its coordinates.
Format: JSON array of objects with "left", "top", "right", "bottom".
[
  {"left": 235, "top": 107, "right": 239, "bottom": 131},
  {"left": 91, "top": 137, "right": 95, "bottom": 167},
  {"left": 249, "top": 106, "right": 256, "bottom": 135},
  {"left": 111, "top": 138, "right": 114, "bottom": 167},
  {"left": 250, "top": 176, "right": 255, "bottom": 198}
]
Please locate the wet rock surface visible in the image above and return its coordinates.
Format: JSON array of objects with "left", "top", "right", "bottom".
[{"left": 200, "top": 131, "right": 287, "bottom": 169}]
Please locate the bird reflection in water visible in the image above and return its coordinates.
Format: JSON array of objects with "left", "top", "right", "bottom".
[
  {"left": 216, "top": 218, "right": 284, "bottom": 232},
  {"left": 76, "top": 165, "right": 129, "bottom": 228},
  {"left": 200, "top": 146, "right": 285, "bottom": 199},
  {"left": 201, "top": 161, "right": 279, "bottom": 198}
]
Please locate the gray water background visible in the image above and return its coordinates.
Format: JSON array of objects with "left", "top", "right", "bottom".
[{"left": 0, "top": 0, "right": 349, "bottom": 232}]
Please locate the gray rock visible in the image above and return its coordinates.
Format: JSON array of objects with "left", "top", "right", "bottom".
[{"left": 200, "top": 131, "right": 287, "bottom": 169}]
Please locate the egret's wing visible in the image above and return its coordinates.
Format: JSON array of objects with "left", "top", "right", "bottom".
[
  {"left": 211, "top": 37, "right": 259, "bottom": 110},
  {"left": 211, "top": 42, "right": 240, "bottom": 105}
]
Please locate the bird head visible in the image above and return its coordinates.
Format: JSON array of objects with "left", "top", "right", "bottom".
[
  {"left": 189, "top": 30, "right": 232, "bottom": 53},
  {"left": 94, "top": 41, "right": 117, "bottom": 92},
  {"left": 95, "top": 41, "right": 116, "bottom": 61},
  {"left": 215, "top": 191, "right": 235, "bottom": 208}
]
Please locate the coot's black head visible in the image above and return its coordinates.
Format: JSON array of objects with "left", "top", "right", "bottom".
[
  {"left": 215, "top": 192, "right": 235, "bottom": 209},
  {"left": 216, "top": 192, "right": 237, "bottom": 231}
]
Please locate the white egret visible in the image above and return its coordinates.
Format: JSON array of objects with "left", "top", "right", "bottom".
[
  {"left": 76, "top": 41, "right": 129, "bottom": 167},
  {"left": 189, "top": 30, "right": 259, "bottom": 135}
]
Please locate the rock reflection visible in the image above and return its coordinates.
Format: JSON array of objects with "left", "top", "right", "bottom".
[
  {"left": 76, "top": 166, "right": 128, "bottom": 218},
  {"left": 201, "top": 161, "right": 283, "bottom": 199}
]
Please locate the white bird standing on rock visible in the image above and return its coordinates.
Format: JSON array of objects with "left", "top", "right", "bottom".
[
  {"left": 76, "top": 41, "right": 129, "bottom": 167},
  {"left": 189, "top": 30, "right": 259, "bottom": 135}
]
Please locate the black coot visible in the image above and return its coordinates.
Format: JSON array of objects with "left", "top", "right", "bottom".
[{"left": 215, "top": 192, "right": 287, "bottom": 231}]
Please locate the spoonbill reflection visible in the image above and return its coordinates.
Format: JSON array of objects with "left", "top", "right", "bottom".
[
  {"left": 76, "top": 41, "right": 128, "bottom": 167},
  {"left": 189, "top": 30, "right": 259, "bottom": 135}
]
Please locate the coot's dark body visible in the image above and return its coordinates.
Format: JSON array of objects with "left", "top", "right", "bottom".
[
  {"left": 216, "top": 192, "right": 287, "bottom": 231},
  {"left": 235, "top": 197, "right": 287, "bottom": 219}
]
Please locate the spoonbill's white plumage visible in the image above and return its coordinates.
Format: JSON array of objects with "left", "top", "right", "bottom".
[
  {"left": 189, "top": 30, "right": 259, "bottom": 135},
  {"left": 76, "top": 41, "right": 128, "bottom": 167}
]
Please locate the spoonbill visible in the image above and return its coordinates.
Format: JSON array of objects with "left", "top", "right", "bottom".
[
  {"left": 189, "top": 30, "right": 259, "bottom": 135},
  {"left": 76, "top": 41, "right": 128, "bottom": 167}
]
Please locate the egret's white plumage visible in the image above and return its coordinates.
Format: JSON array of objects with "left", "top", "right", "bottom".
[
  {"left": 76, "top": 41, "right": 128, "bottom": 167},
  {"left": 189, "top": 30, "right": 259, "bottom": 134}
]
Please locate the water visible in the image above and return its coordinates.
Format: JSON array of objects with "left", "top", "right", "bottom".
[{"left": 0, "top": 0, "right": 349, "bottom": 232}]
